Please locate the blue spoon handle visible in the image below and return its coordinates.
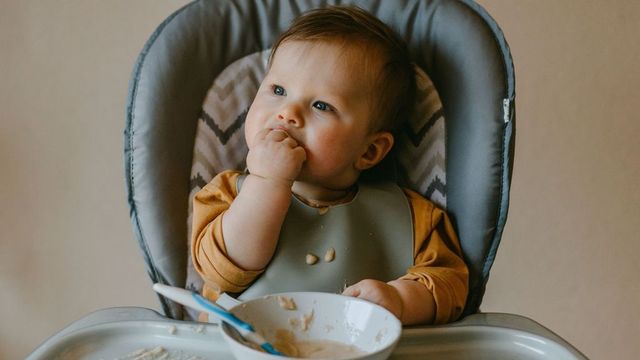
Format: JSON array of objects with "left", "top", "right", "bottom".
[
  {"left": 152, "top": 283, "right": 283, "bottom": 356},
  {"left": 191, "top": 292, "right": 254, "bottom": 331}
]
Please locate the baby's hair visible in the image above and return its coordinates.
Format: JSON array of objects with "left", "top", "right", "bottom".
[{"left": 270, "top": 5, "right": 416, "bottom": 134}]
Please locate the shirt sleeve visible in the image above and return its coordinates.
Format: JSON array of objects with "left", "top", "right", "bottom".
[
  {"left": 191, "top": 170, "right": 264, "bottom": 299},
  {"left": 399, "top": 188, "right": 469, "bottom": 324}
]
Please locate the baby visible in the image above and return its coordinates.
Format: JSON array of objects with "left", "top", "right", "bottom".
[{"left": 192, "top": 6, "right": 468, "bottom": 325}]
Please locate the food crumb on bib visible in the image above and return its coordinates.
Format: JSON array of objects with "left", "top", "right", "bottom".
[
  {"left": 306, "top": 253, "right": 319, "bottom": 265},
  {"left": 324, "top": 247, "right": 335, "bottom": 262}
]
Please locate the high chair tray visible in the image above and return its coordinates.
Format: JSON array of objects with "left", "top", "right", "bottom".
[{"left": 28, "top": 307, "right": 587, "bottom": 360}]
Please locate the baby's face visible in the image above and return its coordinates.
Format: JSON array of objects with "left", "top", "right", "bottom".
[{"left": 245, "top": 40, "right": 380, "bottom": 190}]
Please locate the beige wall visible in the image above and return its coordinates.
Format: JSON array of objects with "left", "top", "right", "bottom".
[
  {"left": 0, "top": 1, "right": 188, "bottom": 359},
  {"left": 0, "top": 1, "right": 637, "bottom": 359},
  {"left": 477, "top": 1, "right": 640, "bottom": 360}
]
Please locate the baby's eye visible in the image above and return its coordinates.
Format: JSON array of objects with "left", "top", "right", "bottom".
[
  {"left": 313, "top": 101, "right": 332, "bottom": 111},
  {"left": 272, "top": 85, "right": 286, "bottom": 96}
]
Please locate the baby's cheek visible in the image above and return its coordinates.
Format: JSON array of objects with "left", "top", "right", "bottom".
[
  {"left": 243, "top": 119, "right": 260, "bottom": 148},
  {"left": 244, "top": 102, "right": 268, "bottom": 144},
  {"left": 307, "top": 139, "right": 351, "bottom": 170}
]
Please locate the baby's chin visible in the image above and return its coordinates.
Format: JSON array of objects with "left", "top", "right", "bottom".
[{"left": 295, "top": 169, "right": 357, "bottom": 192}]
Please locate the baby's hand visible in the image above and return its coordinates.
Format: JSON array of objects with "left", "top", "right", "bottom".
[
  {"left": 246, "top": 128, "right": 306, "bottom": 184},
  {"left": 342, "top": 279, "right": 403, "bottom": 320}
]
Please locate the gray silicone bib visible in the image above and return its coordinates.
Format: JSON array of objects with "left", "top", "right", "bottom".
[{"left": 239, "top": 177, "right": 414, "bottom": 300}]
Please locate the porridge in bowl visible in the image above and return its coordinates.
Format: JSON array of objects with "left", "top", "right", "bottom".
[
  {"left": 221, "top": 292, "right": 401, "bottom": 360},
  {"left": 272, "top": 329, "right": 365, "bottom": 358}
]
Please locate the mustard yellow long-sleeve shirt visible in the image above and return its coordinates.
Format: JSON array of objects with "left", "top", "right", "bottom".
[{"left": 192, "top": 170, "right": 468, "bottom": 324}]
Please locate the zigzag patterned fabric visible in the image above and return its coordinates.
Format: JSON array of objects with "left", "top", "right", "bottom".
[
  {"left": 185, "top": 50, "right": 446, "bottom": 309},
  {"left": 396, "top": 66, "right": 447, "bottom": 207},
  {"left": 185, "top": 51, "right": 269, "bottom": 303}
]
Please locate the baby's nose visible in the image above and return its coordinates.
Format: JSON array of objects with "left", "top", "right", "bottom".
[{"left": 277, "top": 104, "right": 304, "bottom": 127}]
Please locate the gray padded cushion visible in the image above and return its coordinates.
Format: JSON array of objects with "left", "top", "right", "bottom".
[{"left": 125, "top": 0, "right": 515, "bottom": 319}]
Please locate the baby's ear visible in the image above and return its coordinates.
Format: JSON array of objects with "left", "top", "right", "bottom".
[{"left": 355, "top": 132, "right": 394, "bottom": 170}]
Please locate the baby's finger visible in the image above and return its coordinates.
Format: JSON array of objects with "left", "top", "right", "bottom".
[
  {"left": 293, "top": 146, "right": 307, "bottom": 161},
  {"left": 266, "top": 129, "right": 288, "bottom": 141},
  {"left": 281, "top": 136, "right": 299, "bottom": 148},
  {"left": 342, "top": 285, "right": 361, "bottom": 298}
]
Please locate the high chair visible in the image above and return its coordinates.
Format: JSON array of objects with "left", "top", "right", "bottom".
[
  {"left": 125, "top": 0, "right": 514, "bottom": 321},
  {"left": 28, "top": 0, "right": 586, "bottom": 360},
  {"left": 26, "top": 0, "right": 590, "bottom": 359}
]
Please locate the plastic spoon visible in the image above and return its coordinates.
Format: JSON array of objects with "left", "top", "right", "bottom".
[{"left": 152, "top": 283, "right": 283, "bottom": 356}]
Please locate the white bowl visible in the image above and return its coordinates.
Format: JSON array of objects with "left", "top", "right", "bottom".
[{"left": 220, "top": 292, "right": 402, "bottom": 360}]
